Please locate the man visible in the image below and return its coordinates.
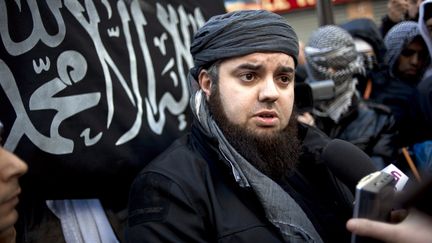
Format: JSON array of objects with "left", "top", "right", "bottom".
[
  {"left": 370, "top": 21, "right": 430, "bottom": 145},
  {"left": 340, "top": 18, "right": 387, "bottom": 99},
  {"left": 381, "top": 0, "right": 424, "bottom": 36},
  {"left": 303, "top": 25, "right": 399, "bottom": 169},
  {"left": 126, "top": 10, "right": 355, "bottom": 243},
  {"left": 0, "top": 122, "right": 28, "bottom": 243}
]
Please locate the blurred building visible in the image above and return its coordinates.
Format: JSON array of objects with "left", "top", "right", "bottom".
[{"left": 224, "top": 0, "right": 388, "bottom": 42}]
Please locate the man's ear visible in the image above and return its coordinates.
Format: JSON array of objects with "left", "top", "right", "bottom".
[{"left": 198, "top": 69, "right": 212, "bottom": 100}]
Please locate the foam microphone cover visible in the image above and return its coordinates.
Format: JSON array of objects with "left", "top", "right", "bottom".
[{"left": 322, "top": 139, "right": 378, "bottom": 190}]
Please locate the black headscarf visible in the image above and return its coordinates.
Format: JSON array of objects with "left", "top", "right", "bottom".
[{"left": 189, "top": 10, "right": 299, "bottom": 79}]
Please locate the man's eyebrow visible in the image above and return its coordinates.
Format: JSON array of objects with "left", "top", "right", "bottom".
[
  {"left": 276, "top": 66, "right": 295, "bottom": 74},
  {"left": 235, "top": 63, "right": 263, "bottom": 71}
]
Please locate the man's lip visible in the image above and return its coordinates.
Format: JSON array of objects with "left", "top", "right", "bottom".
[
  {"left": 254, "top": 110, "right": 278, "bottom": 118},
  {"left": 3, "top": 188, "right": 21, "bottom": 204}
]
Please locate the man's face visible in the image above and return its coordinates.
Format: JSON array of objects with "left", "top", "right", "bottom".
[
  {"left": 198, "top": 52, "right": 299, "bottom": 180},
  {"left": 396, "top": 38, "right": 428, "bottom": 81},
  {"left": 201, "top": 52, "right": 295, "bottom": 136}
]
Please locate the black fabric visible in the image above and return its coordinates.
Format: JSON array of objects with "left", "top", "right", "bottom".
[
  {"left": 369, "top": 69, "right": 420, "bottom": 146},
  {"left": 402, "top": 75, "right": 432, "bottom": 144},
  {"left": 1, "top": 0, "right": 225, "bottom": 202},
  {"left": 380, "top": 15, "right": 399, "bottom": 38},
  {"left": 416, "top": 75, "right": 432, "bottom": 125},
  {"left": 314, "top": 97, "right": 400, "bottom": 168},
  {"left": 424, "top": 3, "right": 432, "bottom": 21},
  {"left": 1, "top": 0, "right": 226, "bottom": 241},
  {"left": 126, "top": 123, "right": 354, "bottom": 243},
  {"left": 189, "top": 10, "right": 299, "bottom": 79}
]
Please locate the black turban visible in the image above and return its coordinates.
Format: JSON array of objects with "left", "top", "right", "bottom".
[{"left": 190, "top": 10, "right": 299, "bottom": 79}]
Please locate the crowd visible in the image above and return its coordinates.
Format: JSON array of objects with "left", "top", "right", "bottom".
[{"left": 1, "top": 0, "right": 432, "bottom": 242}]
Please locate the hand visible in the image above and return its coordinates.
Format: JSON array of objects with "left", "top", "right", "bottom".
[
  {"left": 387, "top": 0, "right": 408, "bottom": 22},
  {"left": 0, "top": 227, "right": 16, "bottom": 243},
  {"left": 347, "top": 209, "right": 432, "bottom": 243},
  {"left": 297, "top": 112, "right": 315, "bottom": 127},
  {"left": 0, "top": 148, "right": 27, "bottom": 243}
]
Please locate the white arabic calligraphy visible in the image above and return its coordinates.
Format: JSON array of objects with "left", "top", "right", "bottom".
[{"left": 0, "top": 0, "right": 204, "bottom": 154}]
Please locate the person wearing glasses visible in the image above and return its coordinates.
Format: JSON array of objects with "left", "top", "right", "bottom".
[
  {"left": 369, "top": 21, "right": 430, "bottom": 146},
  {"left": 0, "top": 122, "right": 28, "bottom": 243}
]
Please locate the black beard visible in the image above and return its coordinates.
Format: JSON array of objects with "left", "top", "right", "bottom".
[{"left": 208, "top": 85, "right": 301, "bottom": 181}]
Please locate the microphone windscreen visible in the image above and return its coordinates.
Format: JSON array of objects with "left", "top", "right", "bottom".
[{"left": 322, "top": 139, "right": 378, "bottom": 190}]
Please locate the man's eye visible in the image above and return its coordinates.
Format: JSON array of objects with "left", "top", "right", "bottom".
[
  {"left": 279, "top": 75, "right": 293, "bottom": 84},
  {"left": 240, "top": 73, "right": 256, "bottom": 82}
]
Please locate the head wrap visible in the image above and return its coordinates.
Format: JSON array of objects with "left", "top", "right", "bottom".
[
  {"left": 189, "top": 10, "right": 299, "bottom": 79},
  {"left": 305, "top": 25, "right": 364, "bottom": 122},
  {"left": 305, "top": 25, "right": 364, "bottom": 88},
  {"left": 384, "top": 21, "right": 430, "bottom": 78}
]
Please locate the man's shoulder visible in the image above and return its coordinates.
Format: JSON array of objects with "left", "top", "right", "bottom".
[
  {"left": 138, "top": 132, "right": 213, "bottom": 185},
  {"left": 144, "top": 134, "right": 197, "bottom": 165}
]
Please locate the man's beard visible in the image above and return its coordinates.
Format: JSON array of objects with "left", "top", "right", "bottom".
[{"left": 208, "top": 86, "right": 301, "bottom": 181}]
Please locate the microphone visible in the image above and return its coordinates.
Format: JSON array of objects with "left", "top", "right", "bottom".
[
  {"left": 322, "top": 139, "right": 377, "bottom": 191},
  {"left": 322, "top": 139, "right": 411, "bottom": 243}
]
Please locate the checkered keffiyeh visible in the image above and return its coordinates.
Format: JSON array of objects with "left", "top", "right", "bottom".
[{"left": 305, "top": 25, "right": 364, "bottom": 122}]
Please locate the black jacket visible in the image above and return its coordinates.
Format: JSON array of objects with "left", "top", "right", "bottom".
[
  {"left": 314, "top": 98, "right": 399, "bottom": 169},
  {"left": 126, "top": 124, "right": 353, "bottom": 242},
  {"left": 369, "top": 69, "right": 422, "bottom": 146}
]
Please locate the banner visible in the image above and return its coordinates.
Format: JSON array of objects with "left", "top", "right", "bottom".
[{"left": 0, "top": 0, "right": 225, "bottom": 200}]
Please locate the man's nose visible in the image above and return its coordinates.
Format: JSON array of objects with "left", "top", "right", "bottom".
[
  {"left": 410, "top": 52, "right": 422, "bottom": 65},
  {"left": 258, "top": 77, "right": 279, "bottom": 102},
  {"left": 1, "top": 150, "right": 28, "bottom": 181}
]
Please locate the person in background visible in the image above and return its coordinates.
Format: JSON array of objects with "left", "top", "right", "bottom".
[
  {"left": 0, "top": 122, "right": 28, "bottom": 243},
  {"left": 303, "top": 25, "right": 399, "bottom": 169},
  {"left": 381, "top": 0, "right": 424, "bottom": 37},
  {"left": 370, "top": 21, "right": 430, "bottom": 146},
  {"left": 340, "top": 18, "right": 387, "bottom": 99},
  {"left": 126, "top": 10, "right": 355, "bottom": 243}
]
